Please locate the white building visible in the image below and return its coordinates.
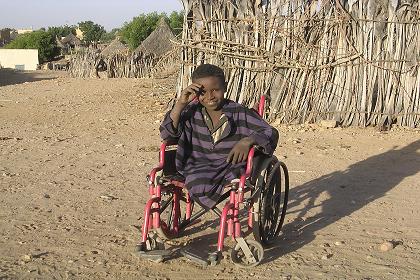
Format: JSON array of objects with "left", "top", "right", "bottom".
[{"left": 0, "top": 49, "right": 39, "bottom": 71}]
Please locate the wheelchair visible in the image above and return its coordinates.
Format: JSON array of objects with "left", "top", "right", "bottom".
[{"left": 136, "top": 96, "right": 289, "bottom": 267}]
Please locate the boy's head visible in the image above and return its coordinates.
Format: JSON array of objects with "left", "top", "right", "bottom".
[{"left": 192, "top": 64, "right": 227, "bottom": 111}]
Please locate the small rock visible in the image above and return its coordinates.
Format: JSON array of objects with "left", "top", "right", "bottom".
[
  {"left": 379, "top": 241, "right": 394, "bottom": 252},
  {"left": 296, "top": 151, "right": 304, "bottom": 155},
  {"left": 22, "top": 254, "right": 32, "bottom": 262},
  {"left": 272, "top": 119, "right": 281, "bottom": 126},
  {"left": 115, "top": 144, "right": 124, "bottom": 148},
  {"left": 334, "top": 241, "right": 345, "bottom": 246},
  {"left": 44, "top": 193, "right": 50, "bottom": 199},
  {"left": 321, "top": 253, "right": 333, "bottom": 260},
  {"left": 100, "top": 195, "right": 117, "bottom": 201},
  {"left": 320, "top": 120, "right": 338, "bottom": 128},
  {"left": 321, "top": 243, "right": 331, "bottom": 248}
]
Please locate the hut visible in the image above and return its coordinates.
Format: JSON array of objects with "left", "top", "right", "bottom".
[
  {"left": 135, "top": 17, "right": 177, "bottom": 58},
  {"left": 100, "top": 38, "right": 129, "bottom": 57},
  {"left": 59, "top": 33, "right": 82, "bottom": 54}
]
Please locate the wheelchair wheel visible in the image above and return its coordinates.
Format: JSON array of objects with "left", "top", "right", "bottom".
[
  {"left": 252, "top": 157, "right": 289, "bottom": 246},
  {"left": 155, "top": 188, "right": 192, "bottom": 240}
]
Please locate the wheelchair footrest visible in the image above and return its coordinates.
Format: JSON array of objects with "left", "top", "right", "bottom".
[
  {"left": 180, "top": 247, "right": 209, "bottom": 266},
  {"left": 136, "top": 249, "right": 172, "bottom": 263}
]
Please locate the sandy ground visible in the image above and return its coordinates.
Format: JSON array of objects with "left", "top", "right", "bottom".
[{"left": 0, "top": 70, "right": 419, "bottom": 280}]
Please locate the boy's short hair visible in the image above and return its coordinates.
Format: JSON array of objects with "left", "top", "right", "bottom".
[{"left": 192, "top": 64, "right": 226, "bottom": 84}]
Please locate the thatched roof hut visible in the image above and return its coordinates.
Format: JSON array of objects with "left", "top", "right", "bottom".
[
  {"left": 61, "top": 33, "right": 81, "bottom": 47},
  {"left": 100, "top": 38, "right": 129, "bottom": 57},
  {"left": 55, "top": 36, "right": 65, "bottom": 49},
  {"left": 135, "top": 18, "right": 176, "bottom": 57}
]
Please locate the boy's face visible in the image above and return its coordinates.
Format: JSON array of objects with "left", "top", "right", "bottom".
[{"left": 193, "top": 76, "right": 226, "bottom": 111}]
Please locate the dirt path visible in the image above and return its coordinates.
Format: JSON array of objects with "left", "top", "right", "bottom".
[{"left": 0, "top": 71, "right": 419, "bottom": 279}]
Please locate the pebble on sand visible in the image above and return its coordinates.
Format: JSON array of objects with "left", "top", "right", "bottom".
[
  {"left": 21, "top": 254, "right": 32, "bottom": 262},
  {"left": 379, "top": 241, "right": 394, "bottom": 252},
  {"left": 321, "top": 253, "right": 333, "bottom": 260}
]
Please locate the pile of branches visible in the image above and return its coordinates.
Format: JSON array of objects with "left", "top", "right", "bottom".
[{"left": 178, "top": 0, "right": 419, "bottom": 128}]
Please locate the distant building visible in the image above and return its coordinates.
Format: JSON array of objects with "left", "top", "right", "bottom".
[
  {"left": 17, "top": 29, "right": 34, "bottom": 35},
  {"left": 75, "top": 28, "right": 84, "bottom": 40},
  {"left": 0, "top": 49, "right": 39, "bottom": 70}
]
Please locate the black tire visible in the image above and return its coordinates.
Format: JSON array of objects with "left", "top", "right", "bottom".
[{"left": 252, "top": 157, "right": 289, "bottom": 245}]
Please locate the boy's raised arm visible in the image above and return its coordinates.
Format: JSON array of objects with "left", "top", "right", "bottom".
[
  {"left": 170, "top": 83, "right": 202, "bottom": 129},
  {"left": 160, "top": 83, "right": 202, "bottom": 140}
]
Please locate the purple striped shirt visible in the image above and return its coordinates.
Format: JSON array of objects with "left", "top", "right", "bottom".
[{"left": 160, "top": 99, "right": 279, "bottom": 208}]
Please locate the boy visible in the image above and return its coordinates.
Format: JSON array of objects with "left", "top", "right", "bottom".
[{"left": 160, "top": 64, "right": 278, "bottom": 209}]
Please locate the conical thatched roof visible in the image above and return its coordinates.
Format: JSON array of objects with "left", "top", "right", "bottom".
[
  {"left": 61, "top": 33, "right": 81, "bottom": 46},
  {"left": 101, "top": 38, "right": 129, "bottom": 57},
  {"left": 56, "top": 36, "right": 65, "bottom": 48},
  {"left": 135, "top": 18, "right": 176, "bottom": 57}
]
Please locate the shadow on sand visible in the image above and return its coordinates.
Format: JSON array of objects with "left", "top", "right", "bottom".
[
  {"left": 262, "top": 139, "right": 420, "bottom": 262},
  {"left": 174, "top": 140, "right": 419, "bottom": 265},
  {"left": 0, "top": 68, "right": 58, "bottom": 87}
]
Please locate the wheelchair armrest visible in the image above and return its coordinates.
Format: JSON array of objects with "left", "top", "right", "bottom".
[
  {"left": 237, "top": 146, "right": 256, "bottom": 190},
  {"left": 163, "top": 138, "right": 178, "bottom": 146},
  {"left": 149, "top": 140, "right": 178, "bottom": 185}
]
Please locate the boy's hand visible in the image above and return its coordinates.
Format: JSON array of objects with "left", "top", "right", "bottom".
[
  {"left": 227, "top": 137, "right": 256, "bottom": 164},
  {"left": 178, "top": 83, "right": 203, "bottom": 106},
  {"left": 170, "top": 83, "right": 203, "bottom": 130}
]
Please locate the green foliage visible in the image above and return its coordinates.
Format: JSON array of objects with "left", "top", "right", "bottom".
[
  {"left": 120, "top": 11, "right": 184, "bottom": 50},
  {"left": 48, "top": 25, "right": 76, "bottom": 40},
  {"left": 120, "top": 12, "right": 161, "bottom": 49},
  {"left": 4, "top": 31, "right": 59, "bottom": 63},
  {"left": 168, "top": 11, "right": 184, "bottom": 36},
  {"left": 100, "top": 28, "right": 120, "bottom": 43},
  {"left": 78, "top": 21, "right": 105, "bottom": 44}
]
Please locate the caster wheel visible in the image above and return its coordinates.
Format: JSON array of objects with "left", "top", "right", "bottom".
[
  {"left": 145, "top": 232, "right": 165, "bottom": 251},
  {"left": 208, "top": 251, "right": 222, "bottom": 266},
  {"left": 231, "top": 239, "right": 264, "bottom": 268}
]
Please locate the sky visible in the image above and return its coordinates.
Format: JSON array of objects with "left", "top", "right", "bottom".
[{"left": 0, "top": 0, "right": 183, "bottom": 31}]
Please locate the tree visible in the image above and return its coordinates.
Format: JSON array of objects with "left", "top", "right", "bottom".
[
  {"left": 120, "top": 11, "right": 184, "bottom": 50},
  {"left": 100, "top": 28, "right": 120, "bottom": 43},
  {"left": 168, "top": 11, "right": 184, "bottom": 36},
  {"left": 47, "top": 25, "right": 76, "bottom": 40},
  {"left": 120, "top": 12, "right": 161, "bottom": 49},
  {"left": 78, "top": 21, "right": 105, "bottom": 44},
  {"left": 4, "top": 31, "right": 59, "bottom": 63}
]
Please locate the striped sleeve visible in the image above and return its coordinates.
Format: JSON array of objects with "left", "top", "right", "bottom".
[
  {"left": 244, "top": 107, "right": 279, "bottom": 155},
  {"left": 159, "top": 104, "right": 196, "bottom": 141}
]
